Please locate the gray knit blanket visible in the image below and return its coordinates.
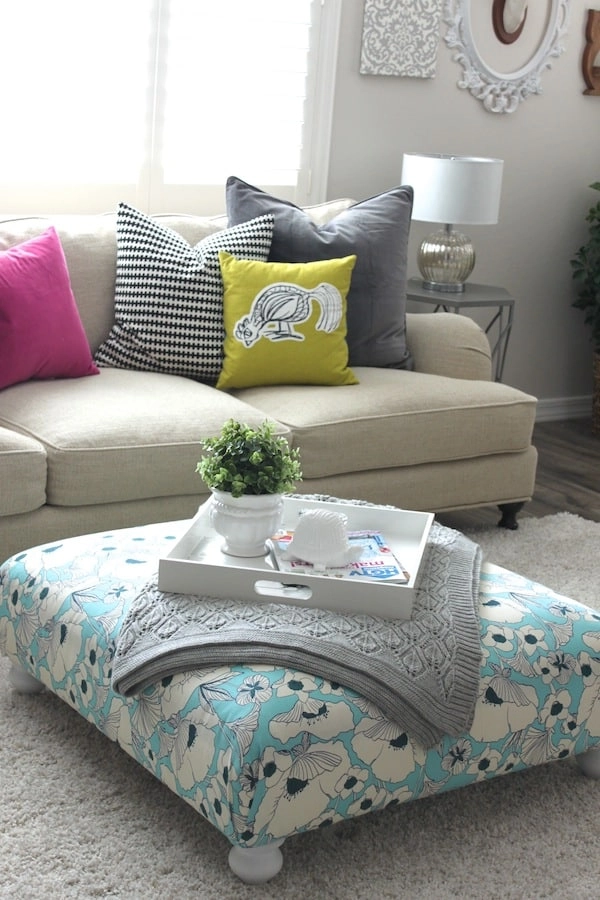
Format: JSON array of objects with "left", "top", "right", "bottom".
[{"left": 112, "top": 520, "right": 482, "bottom": 749}]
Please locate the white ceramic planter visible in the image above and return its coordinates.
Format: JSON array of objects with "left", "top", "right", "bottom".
[{"left": 209, "top": 489, "right": 284, "bottom": 557}]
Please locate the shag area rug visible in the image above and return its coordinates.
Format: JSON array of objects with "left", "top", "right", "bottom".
[{"left": 1, "top": 512, "right": 599, "bottom": 900}]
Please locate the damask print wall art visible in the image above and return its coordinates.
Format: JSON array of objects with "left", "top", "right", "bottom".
[{"left": 359, "top": 0, "right": 443, "bottom": 78}]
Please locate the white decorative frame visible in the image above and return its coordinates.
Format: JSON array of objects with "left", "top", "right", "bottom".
[{"left": 443, "top": 0, "right": 571, "bottom": 113}]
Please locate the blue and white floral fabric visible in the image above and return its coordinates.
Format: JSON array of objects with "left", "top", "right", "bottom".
[{"left": 1, "top": 521, "right": 599, "bottom": 849}]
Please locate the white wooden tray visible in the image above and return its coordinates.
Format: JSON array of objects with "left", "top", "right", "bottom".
[{"left": 158, "top": 497, "right": 434, "bottom": 621}]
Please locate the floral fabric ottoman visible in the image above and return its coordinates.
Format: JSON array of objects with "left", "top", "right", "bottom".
[{"left": 1, "top": 520, "right": 600, "bottom": 884}]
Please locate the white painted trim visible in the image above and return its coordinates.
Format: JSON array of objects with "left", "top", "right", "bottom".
[
  {"left": 299, "top": 0, "right": 343, "bottom": 204},
  {"left": 535, "top": 395, "right": 592, "bottom": 422}
]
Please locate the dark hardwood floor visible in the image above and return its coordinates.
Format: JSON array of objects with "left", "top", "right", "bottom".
[{"left": 437, "top": 418, "right": 600, "bottom": 531}]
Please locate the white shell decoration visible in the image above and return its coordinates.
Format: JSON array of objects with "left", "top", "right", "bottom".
[{"left": 283, "top": 509, "right": 363, "bottom": 570}]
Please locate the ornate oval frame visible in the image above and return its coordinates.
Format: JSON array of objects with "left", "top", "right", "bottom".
[{"left": 443, "top": 0, "right": 571, "bottom": 113}]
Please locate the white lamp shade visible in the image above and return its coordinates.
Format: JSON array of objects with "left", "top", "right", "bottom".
[{"left": 401, "top": 153, "right": 504, "bottom": 225}]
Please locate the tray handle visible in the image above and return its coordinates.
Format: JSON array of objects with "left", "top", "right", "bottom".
[{"left": 254, "top": 579, "right": 313, "bottom": 602}]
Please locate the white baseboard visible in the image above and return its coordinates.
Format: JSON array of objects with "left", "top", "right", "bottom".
[{"left": 535, "top": 395, "right": 592, "bottom": 422}]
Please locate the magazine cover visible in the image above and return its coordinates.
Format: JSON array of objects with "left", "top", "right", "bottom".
[{"left": 269, "top": 529, "right": 410, "bottom": 584}]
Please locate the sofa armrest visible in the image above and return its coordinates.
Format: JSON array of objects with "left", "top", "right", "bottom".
[{"left": 405, "top": 312, "right": 492, "bottom": 381}]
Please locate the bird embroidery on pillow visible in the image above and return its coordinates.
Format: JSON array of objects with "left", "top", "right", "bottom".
[{"left": 233, "top": 281, "right": 343, "bottom": 347}]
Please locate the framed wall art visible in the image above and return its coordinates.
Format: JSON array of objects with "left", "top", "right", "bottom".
[
  {"left": 360, "top": 0, "right": 443, "bottom": 78},
  {"left": 443, "top": 0, "right": 571, "bottom": 113},
  {"left": 582, "top": 8, "right": 600, "bottom": 95}
]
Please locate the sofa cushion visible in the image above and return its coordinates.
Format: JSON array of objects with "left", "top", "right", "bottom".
[
  {"left": 93, "top": 204, "right": 275, "bottom": 384},
  {"left": 216, "top": 252, "right": 358, "bottom": 390},
  {"left": 0, "top": 427, "right": 46, "bottom": 517},
  {"left": 0, "top": 369, "right": 290, "bottom": 507},
  {"left": 233, "top": 367, "right": 537, "bottom": 479},
  {"left": 0, "top": 227, "right": 99, "bottom": 390},
  {"left": 226, "top": 176, "right": 414, "bottom": 370}
]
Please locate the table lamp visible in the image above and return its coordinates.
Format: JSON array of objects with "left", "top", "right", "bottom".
[{"left": 401, "top": 153, "right": 504, "bottom": 293}]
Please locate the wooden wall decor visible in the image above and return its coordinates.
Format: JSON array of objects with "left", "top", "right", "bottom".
[
  {"left": 492, "top": 0, "right": 528, "bottom": 45},
  {"left": 582, "top": 9, "right": 600, "bottom": 95}
]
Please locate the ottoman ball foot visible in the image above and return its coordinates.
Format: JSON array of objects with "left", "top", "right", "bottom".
[
  {"left": 228, "top": 840, "right": 285, "bottom": 884},
  {"left": 8, "top": 661, "right": 44, "bottom": 694},
  {"left": 576, "top": 748, "right": 600, "bottom": 779}
]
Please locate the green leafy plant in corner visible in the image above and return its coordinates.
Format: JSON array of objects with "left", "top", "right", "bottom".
[
  {"left": 196, "top": 419, "right": 302, "bottom": 498},
  {"left": 571, "top": 182, "right": 600, "bottom": 352}
]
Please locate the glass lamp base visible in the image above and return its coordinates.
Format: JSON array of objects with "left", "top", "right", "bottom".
[{"left": 418, "top": 228, "right": 475, "bottom": 293}]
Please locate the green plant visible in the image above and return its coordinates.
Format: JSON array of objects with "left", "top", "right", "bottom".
[
  {"left": 571, "top": 182, "right": 600, "bottom": 352},
  {"left": 196, "top": 419, "right": 302, "bottom": 498}
]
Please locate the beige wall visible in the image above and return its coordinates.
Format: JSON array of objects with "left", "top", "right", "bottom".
[{"left": 326, "top": 0, "right": 598, "bottom": 414}]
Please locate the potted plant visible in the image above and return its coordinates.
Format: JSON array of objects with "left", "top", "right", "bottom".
[
  {"left": 571, "top": 181, "right": 600, "bottom": 434},
  {"left": 196, "top": 419, "right": 302, "bottom": 556}
]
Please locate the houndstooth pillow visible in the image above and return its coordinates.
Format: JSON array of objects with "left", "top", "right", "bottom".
[{"left": 94, "top": 203, "right": 274, "bottom": 383}]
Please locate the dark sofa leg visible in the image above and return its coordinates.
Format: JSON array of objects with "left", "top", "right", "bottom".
[{"left": 497, "top": 502, "right": 525, "bottom": 530}]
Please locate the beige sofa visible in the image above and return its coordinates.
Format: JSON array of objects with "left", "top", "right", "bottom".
[{"left": 0, "top": 208, "right": 538, "bottom": 563}]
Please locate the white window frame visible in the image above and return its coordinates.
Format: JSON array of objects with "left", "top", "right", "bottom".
[
  {"left": 298, "top": 0, "right": 342, "bottom": 207},
  {"left": 0, "top": 0, "right": 341, "bottom": 216}
]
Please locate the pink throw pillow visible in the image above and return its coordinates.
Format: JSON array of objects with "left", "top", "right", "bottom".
[{"left": 0, "top": 226, "right": 99, "bottom": 390}]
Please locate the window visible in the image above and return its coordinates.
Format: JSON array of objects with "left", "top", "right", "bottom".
[{"left": 0, "top": 0, "right": 340, "bottom": 215}]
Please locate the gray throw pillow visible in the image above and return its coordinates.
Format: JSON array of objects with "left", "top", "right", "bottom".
[{"left": 226, "top": 176, "right": 414, "bottom": 369}]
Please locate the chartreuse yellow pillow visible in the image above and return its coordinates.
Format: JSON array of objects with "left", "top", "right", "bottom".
[{"left": 216, "top": 252, "right": 359, "bottom": 389}]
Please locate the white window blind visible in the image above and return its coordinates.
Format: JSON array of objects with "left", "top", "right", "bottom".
[{"left": 0, "top": 0, "right": 340, "bottom": 215}]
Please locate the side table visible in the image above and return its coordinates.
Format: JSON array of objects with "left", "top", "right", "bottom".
[{"left": 406, "top": 278, "right": 515, "bottom": 381}]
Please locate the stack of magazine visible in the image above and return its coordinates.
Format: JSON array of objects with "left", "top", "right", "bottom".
[{"left": 268, "top": 529, "right": 410, "bottom": 584}]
